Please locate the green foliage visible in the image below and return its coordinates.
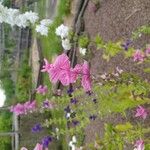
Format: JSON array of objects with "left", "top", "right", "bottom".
[
  {"left": 16, "top": 50, "right": 32, "bottom": 102},
  {"left": 132, "top": 25, "right": 150, "bottom": 40},
  {"left": 87, "top": 123, "right": 150, "bottom": 150},
  {"left": 94, "top": 34, "right": 105, "bottom": 49},
  {"left": 94, "top": 35, "right": 123, "bottom": 61},
  {"left": 0, "top": 112, "right": 12, "bottom": 150},
  {"left": 2, "top": 0, "right": 11, "bottom": 7},
  {"left": 79, "top": 35, "right": 90, "bottom": 48}
]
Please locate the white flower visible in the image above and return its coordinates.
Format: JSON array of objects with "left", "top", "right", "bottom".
[
  {"left": 35, "top": 24, "right": 49, "bottom": 36},
  {"left": 79, "top": 47, "right": 86, "bottom": 55},
  {"left": 40, "top": 19, "right": 52, "bottom": 26},
  {"left": 72, "top": 136, "right": 77, "bottom": 143},
  {"left": 15, "top": 14, "right": 29, "bottom": 28},
  {"left": 62, "top": 39, "right": 71, "bottom": 50},
  {"left": 24, "top": 11, "right": 39, "bottom": 24},
  {"left": 5, "top": 8, "right": 20, "bottom": 26},
  {"left": 69, "top": 136, "right": 77, "bottom": 150},
  {"left": 0, "top": 3, "right": 8, "bottom": 23},
  {"left": 55, "top": 24, "right": 69, "bottom": 39},
  {"left": 66, "top": 112, "right": 71, "bottom": 118}
]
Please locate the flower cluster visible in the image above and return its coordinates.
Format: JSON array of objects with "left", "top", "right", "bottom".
[
  {"left": 69, "top": 136, "right": 77, "bottom": 150},
  {"left": 36, "top": 85, "right": 48, "bottom": 95},
  {"left": 134, "top": 140, "right": 144, "bottom": 150},
  {"left": 133, "top": 47, "right": 150, "bottom": 62},
  {"left": 36, "top": 19, "right": 52, "bottom": 36},
  {"left": 32, "top": 123, "right": 43, "bottom": 133},
  {"left": 135, "top": 106, "right": 148, "bottom": 120},
  {"left": 41, "top": 54, "right": 91, "bottom": 91},
  {"left": 55, "top": 24, "right": 71, "bottom": 51},
  {"left": 10, "top": 100, "right": 36, "bottom": 115},
  {"left": 0, "top": 3, "right": 39, "bottom": 27}
]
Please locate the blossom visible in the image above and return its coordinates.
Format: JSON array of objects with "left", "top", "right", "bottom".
[
  {"left": 70, "top": 98, "right": 78, "bottom": 104},
  {"left": 145, "top": 47, "right": 150, "bottom": 56},
  {"left": 15, "top": 14, "right": 29, "bottom": 28},
  {"left": 41, "top": 58, "right": 52, "bottom": 73},
  {"left": 62, "top": 39, "right": 71, "bottom": 50},
  {"left": 93, "top": 99, "right": 97, "bottom": 104},
  {"left": 48, "top": 54, "right": 71, "bottom": 85},
  {"left": 81, "top": 61, "right": 92, "bottom": 92},
  {"left": 24, "top": 100, "right": 36, "bottom": 112},
  {"left": 23, "top": 11, "right": 39, "bottom": 24},
  {"left": 33, "top": 143, "right": 43, "bottom": 150},
  {"left": 67, "top": 87, "right": 74, "bottom": 95},
  {"left": 5, "top": 8, "right": 20, "bottom": 26},
  {"left": 70, "top": 64, "right": 82, "bottom": 83},
  {"left": 135, "top": 106, "right": 148, "bottom": 119},
  {"left": 72, "top": 120, "right": 79, "bottom": 126},
  {"left": 55, "top": 24, "right": 69, "bottom": 39},
  {"left": 121, "top": 39, "right": 132, "bottom": 51},
  {"left": 79, "top": 47, "right": 86, "bottom": 55},
  {"left": 32, "top": 123, "right": 42, "bottom": 133},
  {"left": 11, "top": 103, "right": 25, "bottom": 116},
  {"left": 0, "top": 3, "right": 39, "bottom": 27},
  {"left": 36, "top": 19, "right": 52, "bottom": 36},
  {"left": 133, "top": 50, "right": 145, "bottom": 62},
  {"left": 10, "top": 100, "right": 37, "bottom": 115},
  {"left": 36, "top": 85, "right": 48, "bottom": 95},
  {"left": 41, "top": 136, "right": 52, "bottom": 148},
  {"left": 134, "top": 140, "right": 144, "bottom": 150},
  {"left": 43, "top": 100, "right": 54, "bottom": 109},
  {"left": 40, "top": 19, "right": 52, "bottom": 26},
  {"left": 69, "top": 136, "right": 77, "bottom": 150},
  {"left": 36, "top": 25, "right": 49, "bottom": 36},
  {"left": 89, "top": 115, "right": 97, "bottom": 121}
]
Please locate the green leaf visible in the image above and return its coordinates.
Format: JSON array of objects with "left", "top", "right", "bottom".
[{"left": 115, "top": 122, "right": 133, "bottom": 132}]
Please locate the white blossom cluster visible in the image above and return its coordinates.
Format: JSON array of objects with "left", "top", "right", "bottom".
[
  {"left": 35, "top": 19, "right": 52, "bottom": 36},
  {"left": 79, "top": 47, "right": 87, "bottom": 55},
  {"left": 55, "top": 24, "right": 71, "bottom": 51},
  {"left": 69, "top": 136, "right": 77, "bottom": 150},
  {"left": 0, "top": 2, "right": 39, "bottom": 27}
]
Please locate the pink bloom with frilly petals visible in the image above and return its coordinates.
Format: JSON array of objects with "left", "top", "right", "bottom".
[
  {"left": 41, "top": 58, "right": 52, "bottom": 72},
  {"left": 13, "top": 103, "right": 25, "bottom": 116},
  {"left": 70, "top": 64, "right": 82, "bottom": 83},
  {"left": 134, "top": 139, "right": 144, "bottom": 150},
  {"left": 36, "top": 85, "right": 48, "bottom": 95},
  {"left": 24, "top": 100, "right": 36, "bottom": 112},
  {"left": 145, "top": 47, "right": 150, "bottom": 56},
  {"left": 33, "top": 143, "right": 43, "bottom": 150},
  {"left": 48, "top": 54, "right": 71, "bottom": 85},
  {"left": 81, "top": 61, "right": 92, "bottom": 92},
  {"left": 133, "top": 50, "right": 145, "bottom": 62},
  {"left": 135, "top": 106, "right": 148, "bottom": 119}
]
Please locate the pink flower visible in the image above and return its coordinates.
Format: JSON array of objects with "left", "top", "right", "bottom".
[
  {"left": 48, "top": 54, "right": 71, "bottom": 85},
  {"left": 134, "top": 140, "right": 144, "bottom": 150},
  {"left": 135, "top": 106, "right": 148, "bottom": 119},
  {"left": 133, "top": 50, "right": 145, "bottom": 62},
  {"left": 41, "top": 58, "right": 52, "bottom": 72},
  {"left": 81, "top": 61, "right": 92, "bottom": 92},
  {"left": 70, "top": 64, "right": 82, "bottom": 83},
  {"left": 13, "top": 103, "right": 25, "bottom": 116},
  {"left": 24, "top": 100, "right": 36, "bottom": 112},
  {"left": 34, "top": 143, "right": 43, "bottom": 150},
  {"left": 145, "top": 47, "right": 150, "bottom": 56},
  {"left": 36, "top": 85, "right": 48, "bottom": 95}
]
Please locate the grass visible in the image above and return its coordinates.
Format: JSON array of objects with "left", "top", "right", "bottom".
[{"left": 15, "top": 50, "right": 32, "bottom": 103}]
